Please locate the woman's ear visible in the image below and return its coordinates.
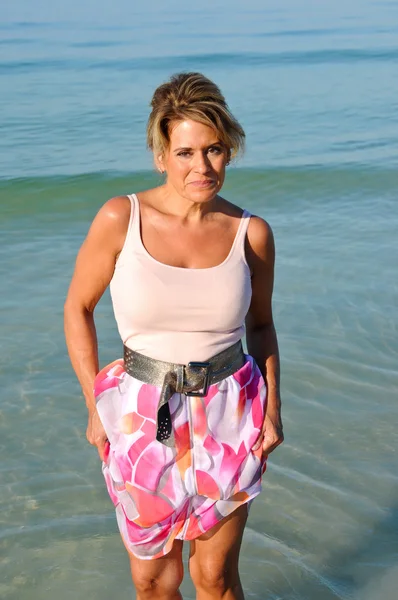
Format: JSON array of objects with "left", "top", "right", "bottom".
[{"left": 155, "top": 154, "right": 165, "bottom": 174}]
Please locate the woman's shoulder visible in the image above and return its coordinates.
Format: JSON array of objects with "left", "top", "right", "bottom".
[
  {"left": 247, "top": 213, "right": 273, "bottom": 241},
  {"left": 99, "top": 195, "right": 132, "bottom": 222},
  {"left": 85, "top": 195, "right": 132, "bottom": 253},
  {"left": 246, "top": 213, "right": 275, "bottom": 264},
  {"left": 220, "top": 197, "right": 273, "bottom": 242},
  {"left": 90, "top": 195, "right": 131, "bottom": 234}
]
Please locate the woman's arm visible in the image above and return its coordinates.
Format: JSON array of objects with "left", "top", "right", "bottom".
[
  {"left": 245, "top": 216, "right": 284, "bottom": 456},
  {"left": 64, "top": 195, "right": 130, "bottom": 458}
]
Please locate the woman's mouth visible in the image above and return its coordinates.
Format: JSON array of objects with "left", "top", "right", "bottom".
[{"left": 189, "top": 180, "right": 215, "bottom": 188}]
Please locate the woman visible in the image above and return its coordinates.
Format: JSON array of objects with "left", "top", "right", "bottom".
[{"left": 64, "top": 72, "right": 283, "bottom": 600}]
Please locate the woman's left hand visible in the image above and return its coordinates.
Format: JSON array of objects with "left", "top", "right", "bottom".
[{"left": 252, "top": 409, "right": 284, "bottom": 457}]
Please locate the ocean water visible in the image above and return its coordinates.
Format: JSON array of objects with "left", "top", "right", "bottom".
[{"left": 1, "top": 1, "right": 398, "bottom": 599}]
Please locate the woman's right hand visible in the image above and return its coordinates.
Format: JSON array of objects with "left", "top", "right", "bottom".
[{"left": 86, "top": 409, "right": 109, "bottom": 461}]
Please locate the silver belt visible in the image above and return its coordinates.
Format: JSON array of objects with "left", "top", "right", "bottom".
[{"left": 123, "top": 341, "right": 246, "bottom": 447}]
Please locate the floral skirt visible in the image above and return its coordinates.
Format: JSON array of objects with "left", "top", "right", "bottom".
[{"left": 94, "top": 354, "right": 267, "bottom": 560}]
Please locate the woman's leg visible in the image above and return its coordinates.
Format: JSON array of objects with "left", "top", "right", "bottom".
[
  {"left": 129, "top": 540, "right": 184, "bottom": 600},
  {"left": 189, "top": 504, "right": 248, "bottom": 600}
]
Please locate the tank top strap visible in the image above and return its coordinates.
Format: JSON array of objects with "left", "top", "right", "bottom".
[
  {"left": 125, "top": 193, "right": 142, "bottom": 251},
  {"left": 230, "top": 209, "right": 251, "bottom": 261}
]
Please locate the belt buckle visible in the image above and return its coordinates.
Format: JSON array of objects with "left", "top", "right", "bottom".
[{"left": 185, "top": 361, "right": 211, "bottom": 397}]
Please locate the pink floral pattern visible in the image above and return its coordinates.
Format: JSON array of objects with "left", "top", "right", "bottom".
[{"left": 94, "top": 355, "right": 267, "bottom": 560}]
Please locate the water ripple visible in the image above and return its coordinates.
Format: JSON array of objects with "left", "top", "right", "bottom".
[{"left": 2, "top": 48, "right": 398, "bottom": 73}]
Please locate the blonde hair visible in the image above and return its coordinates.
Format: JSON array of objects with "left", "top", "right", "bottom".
[{"left": 147, "top": 72, "right": 245, "bottom": 160}]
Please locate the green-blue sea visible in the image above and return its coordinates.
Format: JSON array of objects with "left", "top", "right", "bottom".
[{"left": 1, "top": 1, "right": 398, "bottom": 598}]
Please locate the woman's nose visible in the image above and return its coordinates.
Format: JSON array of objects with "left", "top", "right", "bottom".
[{"left": 193, "top": 151, "right": 210, "bottom": 173}]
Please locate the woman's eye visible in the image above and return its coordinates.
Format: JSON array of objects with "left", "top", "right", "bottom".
[
  {"left": 208, "top": 146, "right": 222, "bottom": 155},
  {"left": 177, "top": 151, "right": 191, "bottom": 157}
]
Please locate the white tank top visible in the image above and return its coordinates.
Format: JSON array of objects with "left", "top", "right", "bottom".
[{"left": 109, "top": 193, "right": 252, "bottom": 364}]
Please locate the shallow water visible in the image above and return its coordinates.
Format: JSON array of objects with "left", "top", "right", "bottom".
[{"left": 1, "top": 1, "right": 398, "bottom": 599}]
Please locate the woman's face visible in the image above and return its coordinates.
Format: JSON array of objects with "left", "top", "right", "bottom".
[{"left": 159, "top": 119, "right": 229, "bottom": 204}]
